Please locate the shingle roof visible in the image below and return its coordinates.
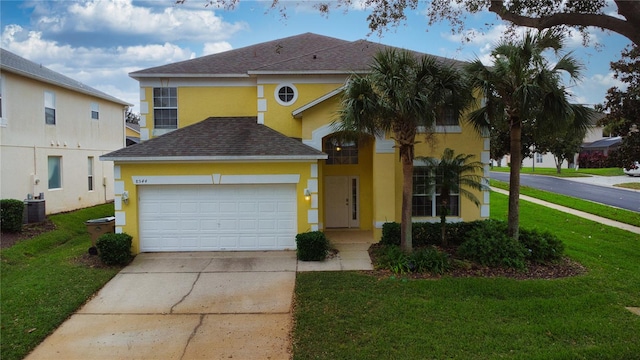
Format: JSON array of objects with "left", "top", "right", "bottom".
[
  {"left": 0, "top": 48, "right": 130, "bottom": 106},
  {"left": 101, "top": 117, "right": 327, "bottom": 161},
  {"left": 129, "top": 33, "right": 464, "bottom": 78}
]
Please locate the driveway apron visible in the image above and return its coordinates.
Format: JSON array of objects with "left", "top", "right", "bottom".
[{"left": 25, "top": 251, "right": 297, "bottom": 360}]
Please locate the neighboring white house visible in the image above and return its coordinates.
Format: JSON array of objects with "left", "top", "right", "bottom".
[
  {"left": 493, "top": 113, "right": 608, "bottom": 169},
  {"left": 0, "top": 48, "right": 130, "bottom": 214}
]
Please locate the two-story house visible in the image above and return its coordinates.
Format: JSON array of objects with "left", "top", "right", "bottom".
[
  {"left": 101, "top": 33, "right": 490, "bottom": 254},
  {"left": 0, "top": 48, "right": 130, "bottom": 215}
]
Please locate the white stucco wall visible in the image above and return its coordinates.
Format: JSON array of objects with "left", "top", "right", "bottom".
[{"left": 0, "top": 72, "right": 126, "bottom": 214}]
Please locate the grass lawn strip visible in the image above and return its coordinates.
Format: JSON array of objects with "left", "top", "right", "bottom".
[
  {"left": 0, "top": 204, "right": 122, "bottom": 360},
  {"left": 490, "top": 180, "right": 640, "bottom": 228},
  {"left": 293, "top": 192, "right": 640, "bottom": 359},
  {"left": 491, "top": 166, "right": 625, "bottom": 177}
]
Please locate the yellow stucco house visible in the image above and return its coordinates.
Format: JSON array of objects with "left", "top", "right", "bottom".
[{"left": 101, "top": 33, "right": 490, "bottom": 254}]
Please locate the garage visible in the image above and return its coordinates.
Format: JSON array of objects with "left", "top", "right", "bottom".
[{"left": 138, "top": 184, "right": 297, "bottom": 252}]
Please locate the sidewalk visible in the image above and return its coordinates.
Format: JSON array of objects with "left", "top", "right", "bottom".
[{"left": 491, "top": 187, "right": 640, "bottom": 235}]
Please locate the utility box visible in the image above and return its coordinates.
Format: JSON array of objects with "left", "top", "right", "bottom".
[
  {"left": 23, "top": 199, "right": 46, "bottom": 223},
  {"left": 85, "top": 216, "right": 116, "bottom": 247}
]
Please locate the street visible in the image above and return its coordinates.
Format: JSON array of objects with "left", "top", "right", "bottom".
[{"left": 490, "top": 172, "right": 640, "bottom": 213}]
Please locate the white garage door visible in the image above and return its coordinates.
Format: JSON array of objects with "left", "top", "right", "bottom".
[{"left": 138, "top": 184, "right": 297, "bottom": 252}]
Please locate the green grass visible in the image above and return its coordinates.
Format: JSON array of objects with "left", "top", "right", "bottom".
[
  {"left": 293, "top": 193, "right": 640, "bottom": 359},
  {"left": 491, "top": 166, "right": 625, "bottom": 177},
  {"left": 0, "top": 204, "right": 122, "bottom": 360},
  {"left": 616, "top": 182, "right": 640, "bottom": 190},
  {"left": 491, "top": 179, "right": 640, "bottom": 227}
]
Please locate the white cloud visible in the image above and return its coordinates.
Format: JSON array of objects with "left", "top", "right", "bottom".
[
  {"left": 1, "top": 24, "right": 197, "bottom": 110},
  {"left": 202, "top": 42, "right": 233, "bottom": 55},
  {"left": 34, "top": 0, "right": 248, "bottom": 43}
]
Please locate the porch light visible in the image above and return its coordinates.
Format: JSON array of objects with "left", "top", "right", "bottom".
[{"left": 304, "top": 189, "right": 311, "bottom": 201}]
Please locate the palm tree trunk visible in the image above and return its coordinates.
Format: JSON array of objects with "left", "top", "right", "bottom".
[
  {"left": 508, "top": 121, "right": 521, "bottom": 240},
  {"left": 400, "top": 150, "right": 414, "bottom": 253}
]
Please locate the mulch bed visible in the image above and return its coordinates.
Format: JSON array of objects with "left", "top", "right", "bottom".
[
  {"left": 1, "top": 220, "right": 57, "bottom": 249},
  {"left": 366, "top": 243, "right": 588, "bottom": 280}
]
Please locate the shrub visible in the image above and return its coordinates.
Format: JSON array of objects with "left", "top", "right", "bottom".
[
  {"left": 295, "top": 231, "right": 329, "bottom": 261},
  {"left": 372, "top": 245, "right": 450, "bottom": 275},
  {"left": 372, "top": 245, "right": 409, "bottom": 273},
  {"left": 1, "top": 199, "right": 25, "bottom": 233},
  {"left": 411, "top": 246, "right": 450, "bottom": 274},
  {"left": 457, "top": 220, "right": 527, "bottom": 269},
  {"left": 380, "top": 222, "right": 401, "bottom": 246},
  {"left": 381, "top": 221, "right": 486, "bottom": 247},
  {"left": 96, "top": 233, "right": 133, "bottom": 266},
  {"left": 519, "top": 228, "right": 565, "bottom": 263}
]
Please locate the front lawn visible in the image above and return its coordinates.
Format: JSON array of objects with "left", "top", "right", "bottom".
[
  {"left": 0, "top": 204, "right": 123, "bottom": 360},
  {"left": 293, "top": 192, "right": 640, "bottom": 359}
]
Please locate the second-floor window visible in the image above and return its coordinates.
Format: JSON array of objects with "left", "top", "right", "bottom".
[
  {"left": 153, "top": 87, "right": 177, "bottom": 129},
  {"left": 45, "top": 91, "right": 56, "bottom": 125},
  {"left": 323, "top": 135, "right": 358, "bottom": 165},
  {"left": 91, "top": 102, "right": 99, "bottom": 120}
]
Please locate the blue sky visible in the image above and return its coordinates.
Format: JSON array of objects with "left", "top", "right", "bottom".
[{"left": 0, "top": 0, "right": 632, "bottom": 111}]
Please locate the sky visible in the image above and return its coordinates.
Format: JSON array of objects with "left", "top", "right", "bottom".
[{"left": 0, "top": 0, "right": 633, "bottom": 112}]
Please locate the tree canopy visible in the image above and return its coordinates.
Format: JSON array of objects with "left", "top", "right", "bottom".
[{"left": 182, "top": 0, "right": 640, "bottom": 45}]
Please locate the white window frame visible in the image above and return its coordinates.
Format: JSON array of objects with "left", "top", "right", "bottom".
[
  {"left": 535, "top": 153, "right": 543, "bottom": 164},
  {"left": 88, "top": 157, "right": 94, "bottom": 191},
  {"left": 274, "top": 83, "right": 298, "bottom": 106},
  {"left": 412, "top": 165, "right": 460, "bottom": 218},
  {"left": 48, "top": 156, "right": 62, "bottom": 190},
  {"left": 45, "top": 91, "right": 56, "bottom": 125},
  {"left": 153, "top": 87, "right": 177, "bottom": 132},
  {"left": 91, "top": 102, "right": 99, "bottom": 120}
]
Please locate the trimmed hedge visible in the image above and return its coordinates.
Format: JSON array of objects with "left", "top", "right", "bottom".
[
  {"left": 96, "top": 233, "right": 133, "bottom": 266},
  {"left": 381, "top": 221, "right": 484, "bottom": 247},
  {"left": 381, "top": 220, "right": 565, "bottom": 267},
  {"left": 295, "top": 231, "right": 329, "bottom": 261},
  {"left": 1, "top": 199, "right": 25, "bottom": 233}
]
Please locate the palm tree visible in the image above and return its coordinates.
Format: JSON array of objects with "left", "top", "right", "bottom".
[
  {"left": 337, "top": 49, "right": 473, "bottom": 253},
  {"left": 465, "top": 29, "right": 594, "bottom": 240},
  {"left": 416, "top": 148, "right": 488, "bottom": 247}
]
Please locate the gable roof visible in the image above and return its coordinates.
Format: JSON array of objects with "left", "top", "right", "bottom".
[
  {"left": 129, "top": 33, "right": 464, "bottom": 78},
  {"left": 0, "top": 48, "right": 130, "bottom": 106},
  {"left": 101, "top": 117, "right": 327, "bottom": 162}
]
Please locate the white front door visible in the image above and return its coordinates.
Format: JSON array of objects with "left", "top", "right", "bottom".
[{"left": 324, "top": 176, "right": 359, "bottom": 228}]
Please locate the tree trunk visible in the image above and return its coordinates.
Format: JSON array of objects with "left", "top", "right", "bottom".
[
  {"left": 508, "top": 121, "right": 521, "bottom": 240},
  {"left": 400, "top": 149, "right": 414, "bottom": 253}
]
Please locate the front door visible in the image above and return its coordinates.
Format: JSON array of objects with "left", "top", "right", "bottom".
[{"left": 324, "top": 176, "right": 359, "bottom": 228}]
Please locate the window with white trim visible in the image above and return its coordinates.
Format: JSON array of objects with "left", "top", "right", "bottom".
[
  {"left": 412, "top": 166, "right": 460, "bottom": 217},
  {"left": 91, "top": 102, "right": 99, "bottom": 120},
  {"left": 535, "top": 153, "right": 543, "bottom": 164},
  {"left": 48, "top": 156, "right": 62, "bottom": 189},
  {"left": 274, "top": 84, "right": 298, "bottom": 106},
  {"left": 153, "top": 87, "right": 177, "bottom": 129},
  {"left": 45, "top": 91, "right": 56, "bottom": 125},
  {"left": 88, "top": 157, "right": 94, "bottom": 191},
  {"left": 436, "top": 89, "right": 459, "bottom": 126}
]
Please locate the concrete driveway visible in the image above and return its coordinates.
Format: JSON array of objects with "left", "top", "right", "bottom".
[{"left": 26, "top": 251, "right": 297, "bottom": 360}]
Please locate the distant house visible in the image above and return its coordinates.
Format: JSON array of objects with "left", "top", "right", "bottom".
[
  {"left": 580, "top": 136, "right": 622, "bottom": 156},
  {"left": 0, "top": 48, "right": 130, "bottom": 214},
  {"left": 494, "top": 113, "right": 608, "bottom": 169},
  {"left": 102, "top": 33, "right": 490, "bottom": 254},
  {"left": 126, "top": 123, "right": 140, "bottom": 146}
]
